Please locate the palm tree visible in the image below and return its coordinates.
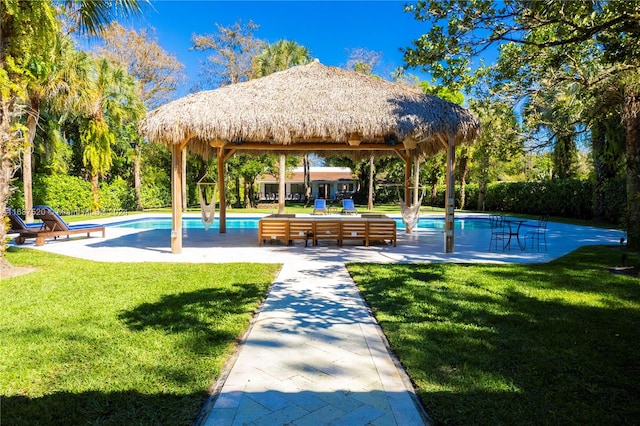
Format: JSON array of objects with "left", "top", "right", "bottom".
[
  {"left": 22, "top": 35, "right": 91, "bottom": 222},
  {"left": 252, "top": 40, "right": 311, "bottom": 78},
  {"left": 0, "top": 0, "right": 145, "bottom": 266},
  {"left": 77, "top": 58, "right": 145, "bottom": 210}
]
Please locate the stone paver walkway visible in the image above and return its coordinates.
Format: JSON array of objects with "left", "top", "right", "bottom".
[{"left": 201, "top": 261, "right": 429, "bottom": 426}]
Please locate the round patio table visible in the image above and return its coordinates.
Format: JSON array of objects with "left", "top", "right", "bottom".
[{"left": 503, "top": 219, "right": 527, "bottom": 250}]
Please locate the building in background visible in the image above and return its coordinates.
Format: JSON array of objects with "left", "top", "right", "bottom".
[{"left": 257, "top": 167, "right": 355, "bottom": 201}]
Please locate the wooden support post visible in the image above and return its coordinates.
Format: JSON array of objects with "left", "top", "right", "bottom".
[
  {"left": 171, "top": 143, "right": 183, "bottom": 254},
  {"left": 181, "top": 149, "right": 187, "bottom": 212},
  {"left": 445, "top": 135, "right": 456, "bottom": 253},
  {"left": 404, "top": 152, "right": 412, "bottom": 208},
  {"left": 218, "top": 147, "right": 226, "bottom": 233}
]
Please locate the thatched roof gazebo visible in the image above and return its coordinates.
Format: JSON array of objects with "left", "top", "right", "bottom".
[{"left": 140, "top": 60, "right": 480, "bottom": 254}]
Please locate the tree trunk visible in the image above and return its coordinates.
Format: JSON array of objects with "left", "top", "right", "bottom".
[
  {"left": 624, "top": 88, "right": 640, "bottom": 249},
  {"left": 134, "top": 144, "right": 142, "bottom": 210},
  {"left": 303, "top": 154, "right": 311, "bottom": 206},
  {"left": 234, "top": 175, "right": 241, "bottom": 207},
  {"left": 91, "top": 173, "right": 100, "bottom": 212},
  {"left": 458, "top": 146, "right": 468, "bottom": 210},
  {"left": 278, "top": 154, "right": 286, "bottom": 214},
  {"left": 553, "top": 134, "right": 576, "bottom": 179},
  {"left": 367, "top": 155, "right": 374, "bottom": 210},
  {"left": 0, "top": 98, "right": 20, "bottom": 259},
  {"left": 244, "top": 180, "right": 252, "bottom": 208},
  {"left": 23, "top": 100, "right": 40, "bottom": 223}
]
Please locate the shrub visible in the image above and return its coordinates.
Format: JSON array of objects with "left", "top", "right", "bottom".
[
  {"left": 99, "top": 177, "right": 136, "bottom": 212},
  {"left": 32, "top": 174, "right": 93, "bottom": 214},
  {"left": 140, "top": 183, "right": 170, "bottom": 208},
  {"left": 598, "top": 178, "right": 626, "bottom": 225},
  {"left": 429, "top": 179, "right": 604, "bottom": 221}
]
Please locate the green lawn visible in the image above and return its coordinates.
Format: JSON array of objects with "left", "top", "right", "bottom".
[
  {"left": 0, "top": 249, "right": 280, "bottom": 425},
  {"left": 348, "top": 246, "right": 640, "bottom": 425},
  {"left": 4, "top": 241, "right": 637, "bottom": 425}
]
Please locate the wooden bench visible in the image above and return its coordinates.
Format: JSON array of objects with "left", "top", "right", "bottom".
[
  {"left": 288, "top": 220, "right": 315, "bottom": 246},
  {"left": 313, "top": 220, "right": 341, "bottom": 246},
  {"left": 257, "top": 215, "right": 397, "bottom": 247},
  {"left": 366, "top": 220, "right": 397, "bottom": 246},
  {"left": 258, "top": 219, "right": 289, "bottom": 246},
  {"left": 340, "top": 220, "right": 367, "bottom": 245}
]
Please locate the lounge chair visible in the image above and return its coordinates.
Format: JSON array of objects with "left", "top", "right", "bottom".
[
  {"left": 341, "top": 199, "right": 358, "bottom": 214},
  {"left": 15, "top": 205, "right": 105, "bottom": 246},
  {"left": 312, "top": 199, "right": 327, "bottom": 214},
  {"left": 5, "top": 207, "right": 42, "bottom": 233}
]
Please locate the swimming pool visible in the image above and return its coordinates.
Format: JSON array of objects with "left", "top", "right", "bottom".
[{"left": 109, "top": 216, "right": 491, "bottom": 230}]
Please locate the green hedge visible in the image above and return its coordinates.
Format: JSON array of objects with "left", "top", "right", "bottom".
[
  {"left": 140, "top": 182, "right": 170, "bottom": 208},
  {"left": 11, "top": 174, "right": 138, "bottom": 214},
  {"left": 429, "top": 179, "right": 625, "bottom": 223},
  {"left": 98, "top": 176, "right": 136, "bottom": 212},
  {"left": 33, "top": 174, "right": 93, "bottom": 214},
  {"left": 599, "top": 177, "right": 626, "bottom": 225}
]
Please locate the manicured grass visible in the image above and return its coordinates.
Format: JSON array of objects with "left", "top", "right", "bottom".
[
  {"left": 348, "top": 246, "right": 640, "bottom": 425},
  {"left": 0, "top": 249, "right": 280, "bottom": 425}
]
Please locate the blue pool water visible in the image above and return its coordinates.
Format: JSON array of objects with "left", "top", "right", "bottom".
[{"left": 110, "top": 216, "right": 491, "bottom": 230}]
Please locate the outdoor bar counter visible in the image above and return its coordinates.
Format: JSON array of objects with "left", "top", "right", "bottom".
[{"left": 258, "top": 214, "right": 397, "bottom": 247}]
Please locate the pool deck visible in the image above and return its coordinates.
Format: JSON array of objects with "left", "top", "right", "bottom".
[
  {"left": 22, "top": 212, "right": 625, "bottom": 265},
  {"left": 9, "top": 212, "right": 626, "bottom": 426}
]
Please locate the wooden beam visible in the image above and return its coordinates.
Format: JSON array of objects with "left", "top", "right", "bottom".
[
  {"left": 213, "top": 142, "right": 401, "bottom": 151},
  {"left": 223, "top": 148, "right": 236, "bottom": 161},
  {"left": 218, "top": 147, "right": 226, "bottom": 233},
  {"left": 437, "top": 134, "right": 448, "bottom": 149},
  {"left": 393, "top": 148, "right": 409, "bottom": 163}
]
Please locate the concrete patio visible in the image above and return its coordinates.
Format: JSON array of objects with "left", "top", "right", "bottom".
[{"left": 19, "top": 212, "right": 625, "bottom": 265}]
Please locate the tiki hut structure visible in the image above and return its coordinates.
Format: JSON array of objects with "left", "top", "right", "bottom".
[{"left": 140, "top": 60, "right": 480, "bottom": 253}]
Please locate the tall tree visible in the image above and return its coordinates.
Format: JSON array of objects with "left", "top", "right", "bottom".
[
  {"left": 76, "top": 58, "right": 144, "bottom": 210},
  {"left": 95, "top": 22, "right": 184, "bottom": 109},
  {"left": 346, "top": 48, "right": 382, "bottom": 75},
  {"left": 95, "top": 21, "right": 184, "bottom": 209},
  {"left": 1, "top": 0, "right": 146, "bottom": 266},
  {"left": 1, "top": 1, "right": 59, "bottom": 265},
  {"left": 20, "top": 22, "right": 65, "bottom": 223},
  {"left": 252, "top": 39, "right": 310, "bottom": 78},
  {"left": 403, "top": 0, "right": 640, "bottom": 247},
  {"left": 191, "top": 20, "right": 264, "bottom": 89}
]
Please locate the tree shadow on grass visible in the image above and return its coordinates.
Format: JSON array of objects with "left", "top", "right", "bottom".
[
  {"left": 118, "top": 283, "right": 267, "bottom": 352},
  {"left": 350, "top": 262, "right": 640, "bottom": 425},
  {"left": 3, "top": 390, "right": 207, "bottom": 426}
]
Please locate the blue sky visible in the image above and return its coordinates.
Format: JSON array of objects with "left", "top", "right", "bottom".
[{"left": 123, "top": 1, "right": 444, "bottom": 93}]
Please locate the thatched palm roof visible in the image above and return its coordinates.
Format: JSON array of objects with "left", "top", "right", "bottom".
[{"left": 139, "top": 60, "right": 480, "bottom": 159}]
